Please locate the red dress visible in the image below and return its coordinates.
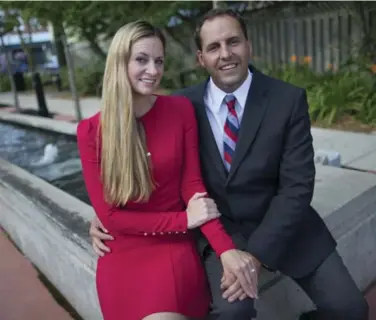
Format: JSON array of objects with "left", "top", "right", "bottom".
[{"left": 77, "top": 95, "right": 235, "bottom": 320}]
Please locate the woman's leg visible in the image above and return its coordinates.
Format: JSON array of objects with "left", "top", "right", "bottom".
[{"left": 142, "top": 313, "right": 189, "bottom": 320}]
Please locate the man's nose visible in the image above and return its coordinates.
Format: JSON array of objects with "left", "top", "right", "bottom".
[{"left": 220, "top": 46, "right": 232, "bottom": 59}]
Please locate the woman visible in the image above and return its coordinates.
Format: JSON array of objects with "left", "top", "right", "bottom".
[{"left": 77, "top": 21, "right": 242, "bottom": 320}]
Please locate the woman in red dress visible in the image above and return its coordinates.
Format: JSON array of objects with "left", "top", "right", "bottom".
[{"left": 77, "top": 21, "right": 252, "bottom": 320}]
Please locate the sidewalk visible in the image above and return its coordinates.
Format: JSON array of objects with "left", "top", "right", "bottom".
[
  {"left": 0, "top": 229, "right": 74, "bottom": 320},
  {"left": 0, "top": 91, "right": 100, "bottom": 121}
]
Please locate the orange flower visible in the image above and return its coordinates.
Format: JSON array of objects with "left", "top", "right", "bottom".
[
  {"left": 371, "top": 64, "right": 376, "bottom": 74},
  {"left": 290, "top": 55, "right": 297, "bottom": 63},
  {"left": 303, "top": 56, "right": 312, "bottom": 64}
]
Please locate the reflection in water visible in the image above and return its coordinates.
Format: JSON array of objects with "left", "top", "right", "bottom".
[{"left": 0, "top": 122, "right": 90, "bottom": 204}]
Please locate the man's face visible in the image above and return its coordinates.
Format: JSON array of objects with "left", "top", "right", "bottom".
[{"left": 197, "top": 15, "right": 251, "bottom": 93}]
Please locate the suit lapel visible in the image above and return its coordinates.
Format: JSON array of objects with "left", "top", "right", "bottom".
[
  {"left": 189, "top": 81, "right": 228, "bottom": 181},
  {"left": 226, "top": 68, "right": 270, "bottom": 183}
]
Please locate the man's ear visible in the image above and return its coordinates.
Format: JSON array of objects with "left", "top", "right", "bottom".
[{"left": 196, "top": 50, "right": 204, "bottom": 67}]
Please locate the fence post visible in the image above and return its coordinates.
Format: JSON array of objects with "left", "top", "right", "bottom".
[{"left": 61, "top": 34, "right": 82, "bottom": 122}]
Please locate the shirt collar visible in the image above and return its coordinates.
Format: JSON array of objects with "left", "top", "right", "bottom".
[{"left": 207, "top": 69, "right": 252, "bottom": 114}]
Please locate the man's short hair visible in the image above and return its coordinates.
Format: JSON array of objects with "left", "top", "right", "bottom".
[{"left": 194, "top": 8, "right": 248, "bottom": 51}]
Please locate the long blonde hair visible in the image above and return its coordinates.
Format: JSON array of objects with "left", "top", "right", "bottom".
[{"left": 100, "top": 21, "right": 165, "bottom": 206}]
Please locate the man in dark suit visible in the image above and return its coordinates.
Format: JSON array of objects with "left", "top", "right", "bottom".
[{"left": 89, "top": 8, "right": 368, "bottom": 320}]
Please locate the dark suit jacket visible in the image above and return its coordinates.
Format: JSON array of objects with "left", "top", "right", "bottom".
[{"left": 173, "top": 65, "right": 336, "bottom": 279}]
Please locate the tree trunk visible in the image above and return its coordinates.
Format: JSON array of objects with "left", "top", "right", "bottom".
[{"left": 52, "top": 21, "right": 67, "bottom": 67}]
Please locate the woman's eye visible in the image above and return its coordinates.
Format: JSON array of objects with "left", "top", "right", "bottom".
[{"left": 136, "top": 57, "right": 147, "bottom": 63}]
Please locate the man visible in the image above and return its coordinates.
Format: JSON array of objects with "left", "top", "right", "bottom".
[{"left": 89, "top": 8, "right": 369, "bottom": 320}]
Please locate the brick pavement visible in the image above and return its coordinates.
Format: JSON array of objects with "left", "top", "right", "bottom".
[{"left": 0, "top": 229, "right": 74, "bottom": 320}]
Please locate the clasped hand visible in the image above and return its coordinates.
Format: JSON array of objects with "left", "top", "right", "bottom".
[
  {"left": 220, "top": 249, "right": 261, "bottom": 303},
  {"left": 186, "top": 193, "right": 260, "bottom": 303},
  {"left": 186, "top": 192, "right": 221, "bottom": 229}
]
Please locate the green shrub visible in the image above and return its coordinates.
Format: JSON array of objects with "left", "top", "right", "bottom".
[
  {"left": 59, "top": 62, "right": 105, "bottom": 96},
  {"left": 0, "top": 76, "right": 11, "bottom": 92},
  {"left": 265, "top": 64, "right": 320, "bottom": 90},
  {"left": 267, "top": 59, "right": 376, "bottom": 127}
]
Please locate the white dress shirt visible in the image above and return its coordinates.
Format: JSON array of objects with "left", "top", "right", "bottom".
[{"left": 203, "top": 70, "right": 253, "bottom": 160}]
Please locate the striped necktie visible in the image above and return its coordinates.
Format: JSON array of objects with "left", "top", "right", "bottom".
[{"left": 223, "top": 94, "right": 239, "bottom": 172}]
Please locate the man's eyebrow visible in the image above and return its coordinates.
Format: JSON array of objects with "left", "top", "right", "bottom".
[
  {"left": 205, "top": 36, "right": 241, "bottom": 48},
  {"left": 228, "top": 36, "right": 241, "bottom": 41},
  {"left": 205, "top": 41, "right": 219, "bottom": 48}
]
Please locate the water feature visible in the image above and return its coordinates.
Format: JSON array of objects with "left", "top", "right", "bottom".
[{"left": 0, "top": 121, "right": 90, "bottom": 204}]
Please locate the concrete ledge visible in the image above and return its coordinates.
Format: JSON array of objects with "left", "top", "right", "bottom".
[
  {"left": 312, "top": 127, "right": 376, "bottom": 171},
  {"left": 1, "top": 157, "right": 376, "bottom": 319},
  {"left": 0, "top": 110, "right": 77, "bottom": 137},
  {"left": 0, "top": 159, "right": 100, "bottom": 319}
]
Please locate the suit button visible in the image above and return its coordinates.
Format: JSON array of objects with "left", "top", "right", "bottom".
[
  {"left": 175, "top": 231, "right": 179, "bottom": 234},
  {"left": 152, "top": 232, "right": 156, "bottom": 236},
  {"left": 160, "top": 232, "right": 164, "bottom": 235},
  {"left": 144, "top": 233, "right": 148, "bottom": 236},
  {"left": 183, "top": 231, "right": 186, "bottom": 234},
  {"left": 168, "top": 232, "right": 172, "bottom": 235}
]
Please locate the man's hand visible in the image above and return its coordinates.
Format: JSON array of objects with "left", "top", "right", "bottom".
[
  {"left": 89, "top": 216, "right": 114, "bottom": 257},
  {"left": 220, "top": 250, "right": 261, "bottom": 300},
  {"left": 221, "top": 270, "right": 248, "bottom": 303}
]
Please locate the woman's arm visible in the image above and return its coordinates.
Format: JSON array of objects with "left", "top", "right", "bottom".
[
  {"left": 77, "top": 119, "right": 188, "bottom": 236},
  {"left": 179, "top": 97, "right": 236, "bottom": 256}
]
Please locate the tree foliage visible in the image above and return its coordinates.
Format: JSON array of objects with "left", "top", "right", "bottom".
[{"left": 0, "top": 1, "right": 250, "bottom": 61}]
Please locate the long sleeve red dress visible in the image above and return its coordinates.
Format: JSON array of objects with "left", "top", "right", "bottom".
[{"left": 77, "top": 95, "right": 235, "bottom": 320}]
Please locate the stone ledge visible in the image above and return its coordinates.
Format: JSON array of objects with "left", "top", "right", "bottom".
[
  {"left": 1, "top": 159, "right": 376, "bottom": 320},
  {"left": 0, "top": 110, "right": 77, "bottom": 137},
  {"left": 0, "top": 159, "right": 99, "bottom": 319}
]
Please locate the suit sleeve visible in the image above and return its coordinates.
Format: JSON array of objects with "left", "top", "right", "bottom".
[
  {"left": 180, "top": 98, "right": 236, "bottom": 256},
  {"left": 247, "top": 89, "right": 315, "bottom": 268},
  {"left": 77, "top": 119, "right": 188, "bottom": 235}
]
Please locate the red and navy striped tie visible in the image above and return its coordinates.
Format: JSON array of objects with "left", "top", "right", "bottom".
[{"left": 223, "top": 95, "right": 239, "bottom": 171}]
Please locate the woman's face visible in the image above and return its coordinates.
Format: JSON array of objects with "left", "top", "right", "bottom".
[{"left": 127, "top": 36, "right": 165, "bottom": 96}]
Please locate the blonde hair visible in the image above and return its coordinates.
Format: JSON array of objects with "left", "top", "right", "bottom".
[{"left": 100, "top": 20, "right": 165, "bottom": 206}]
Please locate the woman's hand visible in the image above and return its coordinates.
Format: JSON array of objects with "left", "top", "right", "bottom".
[
  {"left": 186, "top": 192, "right": 221, "bottom": 229},
  {"left": 220, "top": 249, "right": 260, "bottom": 299}
]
